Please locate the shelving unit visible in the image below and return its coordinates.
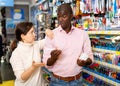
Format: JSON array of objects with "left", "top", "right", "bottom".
[
  {"left": 30, "top": 0, "right": 51, "bottom": 40},
  {"left": 84, "top": 30, "right": 120, "bottom": 85},
  {"left": 83, "top": 69, "right": 120, "bottom": 86}
]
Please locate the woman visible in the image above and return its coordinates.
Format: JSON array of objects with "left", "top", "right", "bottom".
[{"left": 10, "top": 22, "right": 53, "bottom": 86}]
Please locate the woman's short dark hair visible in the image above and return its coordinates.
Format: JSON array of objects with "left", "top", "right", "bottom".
[{"left": 15, "top": 22, "right": 34, "bottom": 41}]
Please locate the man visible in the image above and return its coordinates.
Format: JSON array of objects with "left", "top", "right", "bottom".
[{"left": 43, "top": 3, "right": 94, "bottom": 86}]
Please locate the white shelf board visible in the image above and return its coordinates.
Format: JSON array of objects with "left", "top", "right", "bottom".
[
  {"left": 83, "top": 69, "right": 120, "bottom": 86},
  {"left": 92, "top": 48, "right": 120, "bottom": 55},
  {"left": 92, "top": 48, "right": 116, "bottom": 54},
  {"left": 87, "top": 31, "right": 120, "bottom": 35},
  {"left": 94, "top": 60, "right": 120, "bottom": 71}
]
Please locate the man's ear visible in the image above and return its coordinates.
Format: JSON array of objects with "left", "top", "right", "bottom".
[{"left": 70, "top": 14, "right": 73, "bottom": 20}]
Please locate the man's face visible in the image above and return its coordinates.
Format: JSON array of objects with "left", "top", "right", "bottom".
[{"left": 57, "top": 10, "right": 72, "bottom": 30}]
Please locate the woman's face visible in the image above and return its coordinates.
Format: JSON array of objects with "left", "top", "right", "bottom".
[{"left": 21, "top": 27, "right": 36, "bottom": 43}]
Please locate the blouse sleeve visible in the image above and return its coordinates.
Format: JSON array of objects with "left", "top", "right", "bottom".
[
  {"left": 10, "top": 51, "right": 25, "bottom": 82},
  {"left": 38, "top": 39, "right": 45, "bottom": 50},
  {"left": 42, "top": 36, "right": 55, "bottom": 71}
]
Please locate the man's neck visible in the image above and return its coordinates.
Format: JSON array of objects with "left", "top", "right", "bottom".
[{"left": 64, "top": 25, "right": 72, "bottom": 33}]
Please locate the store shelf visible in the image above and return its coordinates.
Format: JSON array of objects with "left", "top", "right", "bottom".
[
  {"left": 94, "top": 60, "right": 120, "bottom": 71},
  {"left": 92, "top": 48, "right": 115, "bottom": 53},
  {"left": 35, "top": 11, "right": 48, "bottom": 17},
  {"left": 83, "top": 69, "right": 120, "bottom": 86},
  {"left": 87, "top": 31, "right": 120, "bottom": 35},
  {"left": 92, "top": 48, "right": 120, "bottom": 55}
]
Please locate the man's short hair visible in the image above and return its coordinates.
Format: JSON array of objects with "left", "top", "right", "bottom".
[{"left": 57, "top": 3, "right": 73, "bottom": 14}]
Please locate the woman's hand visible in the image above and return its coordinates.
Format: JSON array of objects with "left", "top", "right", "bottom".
[
  {"left": 32, "top": 61, "right": 45, "bottom": 69},
  {"left": 45, "top": 29, "right": 54, "bottom": 39},
  {"left": 21, "top": 61, "right": 45, "bottom": 81}
]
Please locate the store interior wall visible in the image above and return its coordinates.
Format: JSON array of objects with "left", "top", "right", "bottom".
[
  {"left": 6, "top": 5, "right": 29, "bottom": 21},
  {"left": 6, "top": 4, "right": 29, "bottom": 42}
]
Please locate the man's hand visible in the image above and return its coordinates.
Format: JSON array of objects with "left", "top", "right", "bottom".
[
  {"left": 50, "top": 50, "right": 62, "bottom": 61},
  {"left": 77, "top": 58, "right": 92, "bottom": 66},
  {"left": 85, "top": 58, "right": 92, "bottom": 65},
  {"left": 47, "top": 50, "right": 62, "bottom": 66},
  {"left": 77, "top": 59, "right": 86, "bottom": 66}
]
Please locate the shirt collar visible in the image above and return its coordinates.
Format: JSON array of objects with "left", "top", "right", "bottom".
[
  {"left": 58, "top": 25, "right": 75, "bottom": 32},
  {"left": 19, "top": 41, "right": 34, "bottom": 47}
]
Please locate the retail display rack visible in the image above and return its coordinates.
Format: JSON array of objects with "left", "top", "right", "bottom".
[
  {"left": 31, "top": 0, "right": 51, "bottom": 40},
  {"left": 83, "top": 31, "right": 120, "bottom": 86}
]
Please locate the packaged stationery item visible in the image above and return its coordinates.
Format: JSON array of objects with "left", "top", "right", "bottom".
[{"left": 79, "top": 53, "right": 88, "bottom": 61}]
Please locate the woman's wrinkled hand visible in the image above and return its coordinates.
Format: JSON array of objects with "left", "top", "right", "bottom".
[
  {"left": 32, "top": 61, "right": 45, "bottom": 69},
  {"left": 45, "top": 29, "right": 54, "bottom": 39}
]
